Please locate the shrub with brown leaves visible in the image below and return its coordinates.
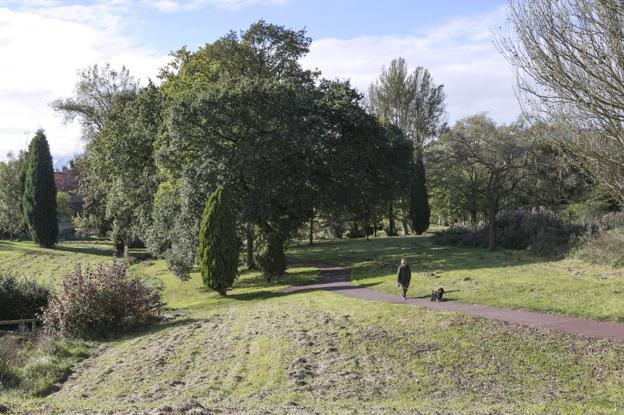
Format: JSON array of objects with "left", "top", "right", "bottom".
[{"left": 42, "top": 261, "right": 162, "bottom": 338}]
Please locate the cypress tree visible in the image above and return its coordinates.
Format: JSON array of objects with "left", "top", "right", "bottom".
[
  {"left": 410, "top": 149, "right": 430, "bottom": 235},
  {"left": 198, "top": 187, "right": 240, "bottom": 295},
  {"left": 22, "top": 130, "right": 58, "bottom": 247}
]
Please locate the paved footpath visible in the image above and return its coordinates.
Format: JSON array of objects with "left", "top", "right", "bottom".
[{"left": 283, "top": 262, "right": 624, "bottom": 343}]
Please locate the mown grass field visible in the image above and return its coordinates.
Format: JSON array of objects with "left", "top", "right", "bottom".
[
  {"left": 0, "top": 239, "right": 120, "bottom": 286},
  {"left": 289, "top": 234, "right": 624, "bottom": 322},
  {"left": 1, "top": 237, "right": 624, "bottom": 414}
]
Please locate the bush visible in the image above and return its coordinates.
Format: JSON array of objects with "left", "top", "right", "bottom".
[
  {"left": 432, "top": 208, "right": 584, "bottom": 257},
  {"left": 254, "top": 230, "right": 287, "bottom": 282},
  {"left": 42, "top": 261, "right": 162, "bottom": 338},
  {"left": 576, "top": 226, "right": 624, "bottom": 267},
  {"left": 0, "top": 275, "right": 49, "bottom": 320}
]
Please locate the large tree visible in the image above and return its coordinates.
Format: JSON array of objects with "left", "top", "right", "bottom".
[
  {"left": 368, "top": 58, "right": 445, "bottom": 234},
  {"left": 152, "top": 21, "right": 322, "bottom": 278},
  {"left": 441, "top": 115, "right": 533, "bottom": 250},
  {"left": 369, "top": 58, "right": 446, "bottom": 146},
  {"left": 22, "top": 130, "right": 58, "bottom": 248},
  {"left": 496, "top": 0, "right": 624, "bottom": 204},
  {"left": 54, "top": 64, "right": 140, "bottom": 238},
  {"left": 93, "top": 82, "right": 163, "bottom": 256},
  {"left": 0, "top": 152, "right": 25, "bottom": 240}
]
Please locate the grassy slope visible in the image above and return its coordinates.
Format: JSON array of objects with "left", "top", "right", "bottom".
[
  {"left": 288, "top": 234, "right": 624, "bottom": 322},
  {"left": 0, "top": 239, "right": 119, "bottom": 286},
  {"left": 1, "top": 239, "right": 624, "bottom": 413},
  {"left": 12, "top": 272, "right": 624, "bottom": 415}
]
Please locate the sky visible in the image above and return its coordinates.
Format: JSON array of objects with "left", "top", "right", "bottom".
[{"left": 0, "top": 0, "right": 520, "bottom": 165}]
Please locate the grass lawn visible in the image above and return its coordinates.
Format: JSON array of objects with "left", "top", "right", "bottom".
[
  {"left": 0, "top": 239, "right": 122, "bottom": 286},
  {"left": 288, "top": 234, "right": 624, "bottom": 322},
  {"left": 2, "top": 238, "right": 624, "bottom": 414}
]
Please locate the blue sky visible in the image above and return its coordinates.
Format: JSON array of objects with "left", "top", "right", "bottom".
[
  {"left": 0, "top": 0, "right": 518, "bottom": 164},
  {"left": 132, "top": 0, "right": 507, "bottom": 50}
]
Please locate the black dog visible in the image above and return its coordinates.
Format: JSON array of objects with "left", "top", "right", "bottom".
[{"left": 430, "top": 288, "right": 445, "bottom": 302}]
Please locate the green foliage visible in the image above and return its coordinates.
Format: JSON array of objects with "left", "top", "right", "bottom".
[
  {"left": 431, "top": 115, "right": 533, "bottom": 250},
  {"left": 42, "top": 261, "right": 162, "bottom": 338},
  {"left": 198, "top": 187, "right": 241, "bottom": 295},
  {"left": 0, "top": 152, "right": 25, "bottom": 239},
  {"left": 368, "top": 57, "right": 446, "bottom": 145},
  {"left": 0, "top": 274, "right": 49, "bottom": 320},
  {"left": 368, "top": 58, "right": 444, "bottom": 235},
  {"left": 56, "top": 192, "right": 73, "bottom": 220},
  {"left": 410, "top": 150, "right": 430, "bottom": 234},
  {"left": 53, "top": 65, "right": 151, "bottom": 245},
  {"left": 52, "top": 64, "right": 139, "bottom": 143},
  {"left": 21, "top": 130, "right": 58, "bottom": 248},
  {"left": 254, "top": 229, "right": 287, "bottom": 281},
  {"left": 147, "top": 180, "right": 199, "bottom": 280}
]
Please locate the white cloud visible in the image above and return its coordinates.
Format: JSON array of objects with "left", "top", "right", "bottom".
[
  {"left": 0, "top": 5, "right": 168, "bottom": 162},
  {"left": 0, "top": 3, "right": 520, "bottom": 163},
  {"left": 141, "top": 0, "right": 289, "bottom": 12},
  {"left": 301, "top": 7, "right": 521, "bottom": 124},
  {"left": 151, "top": 0, "right": 181, "bottom": 12}
]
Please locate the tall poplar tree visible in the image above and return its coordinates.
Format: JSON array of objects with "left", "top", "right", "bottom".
[
  {"left": 369, "top": 58, "right": 445, "bottom": 234},
  {"left": 22, "top": 130, "right": 58, "bottom": 247}
]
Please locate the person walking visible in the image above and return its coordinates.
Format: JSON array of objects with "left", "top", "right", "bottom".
[{"left": 396, "top": 258, "right": 411, "bottom": 300}]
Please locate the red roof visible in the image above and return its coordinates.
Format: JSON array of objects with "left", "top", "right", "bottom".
[{"left": 54, "top": 167, "right": 78, "bottom": 192}]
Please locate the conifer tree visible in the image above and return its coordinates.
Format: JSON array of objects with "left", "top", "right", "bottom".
[
  {"left": 198, "top": 187, "right": 240, "bottom": 295},
  {"left": 410, "top": 149, "right": 430, "bottom": 235},
  {"left": 22, "top": 130, "right": 58, "bottom": 247}
]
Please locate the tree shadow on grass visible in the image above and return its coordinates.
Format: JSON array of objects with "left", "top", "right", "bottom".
[
  {"left": 289, "top": 236, "right": 558, "bottom": 287},
  {"left": 53, "top": 244, "right": 116, "bottom": 258},
  {"left": 99, "top": 315, "right": 213, "bottom": 343}
]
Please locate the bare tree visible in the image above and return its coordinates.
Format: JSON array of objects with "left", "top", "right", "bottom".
[{"left": 495, "top": 0, "right": 624, "bottom": 203}]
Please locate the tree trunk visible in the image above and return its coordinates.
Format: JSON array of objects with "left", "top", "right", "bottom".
[
  {"left": 309, "top": 215, "right": 314, "bottom": 246},
  {"left": 388, "top": 202, "right": 395, "bottom": 235},
  {"left": 488, "top": 216, "right": 496, "bottom": 251},
  {"left": 246, "top": 224, "right": 255, "bottom": 270},
  {"left": 123, "top": 241, "right": 129, "bottom": 259},
  {"left": 402, "top": 221, "right": 409, "bottom": 235},
  {"left": 470, "top": 209, "right": 478, "bottom": 227},
  {"left": 488, "top": 197, "right": 498, "bottom": 251},
  {"left": 115, "top": 238, "right": 124, "bottom": 256}
]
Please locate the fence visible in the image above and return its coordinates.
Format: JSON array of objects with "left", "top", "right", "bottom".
[{"left": 0, "top": 318, "right": 37, "bottom": 333}]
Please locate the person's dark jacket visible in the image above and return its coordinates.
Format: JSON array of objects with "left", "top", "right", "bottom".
[{"left": 397, "top": 264, "right": 411, "bottom": 288}]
